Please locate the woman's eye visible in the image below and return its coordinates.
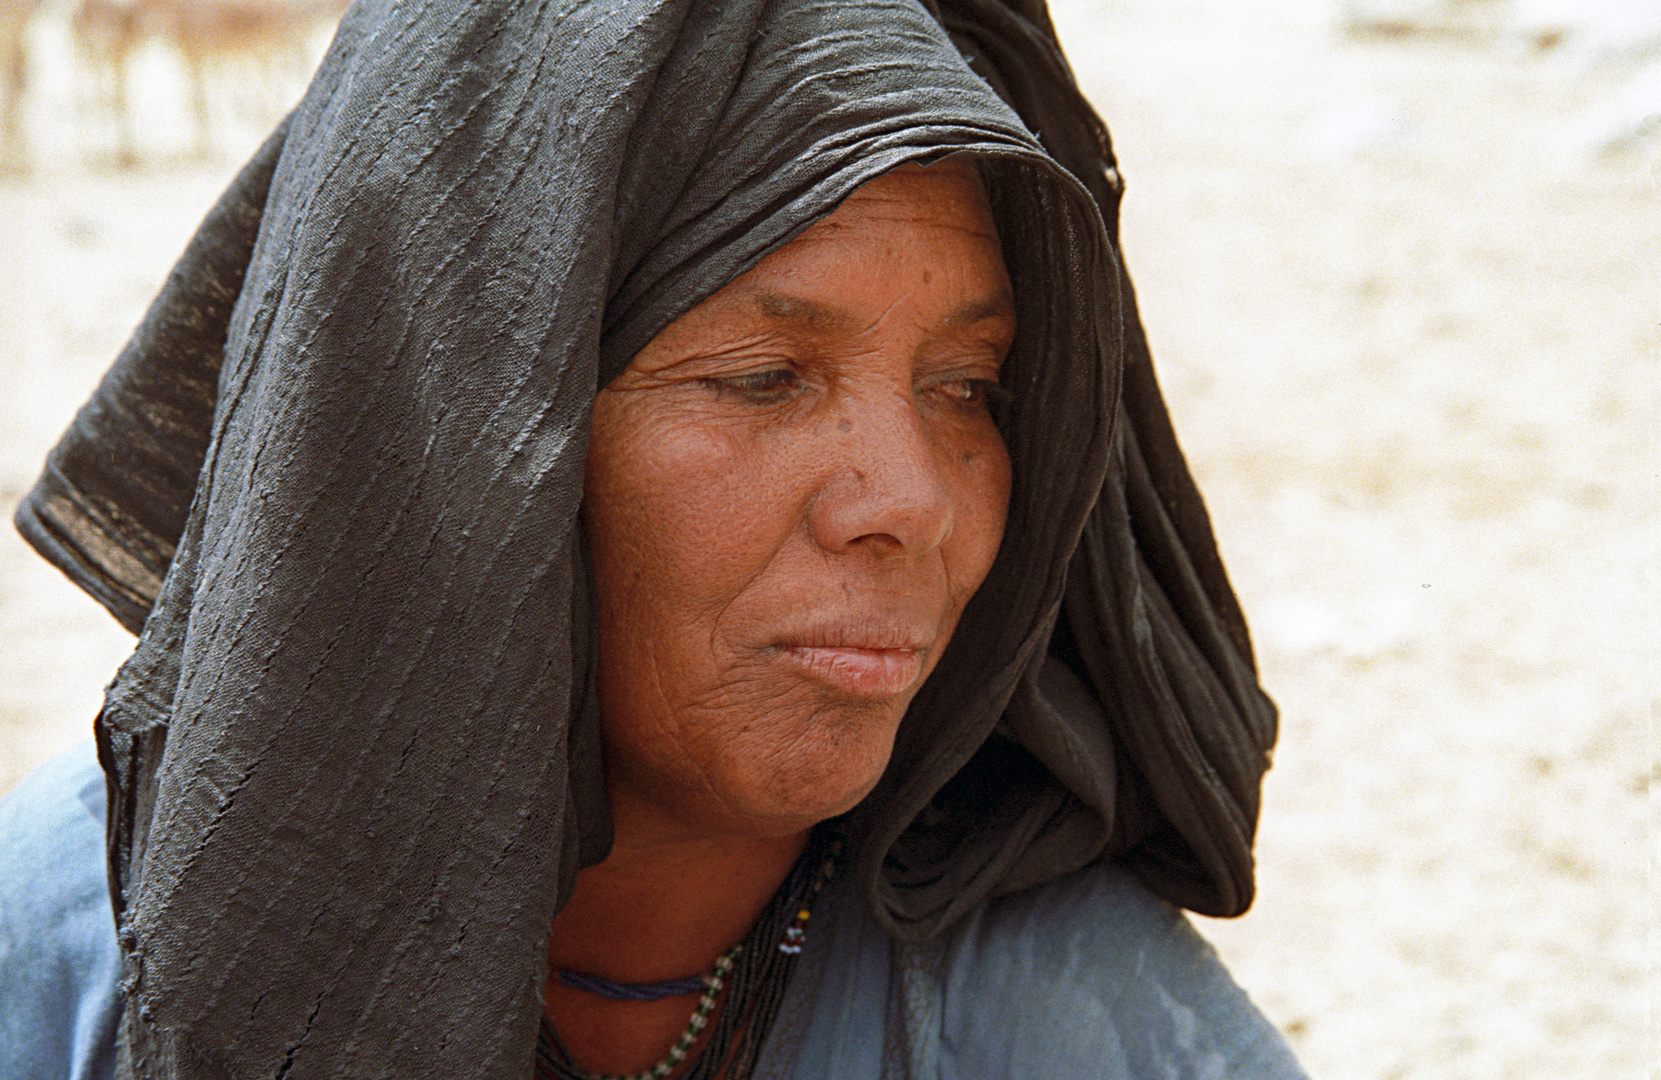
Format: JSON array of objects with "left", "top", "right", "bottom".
[
  {"left": 936, "top": 378, "right": 1006, "bottom": 411},
  {"left": 707, "top": 368, "right": 802, "bottom": 402}
]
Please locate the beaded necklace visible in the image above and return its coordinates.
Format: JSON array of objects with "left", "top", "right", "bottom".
[{"left": 535, "top": 827, "right": 843, "bottom": 1080}]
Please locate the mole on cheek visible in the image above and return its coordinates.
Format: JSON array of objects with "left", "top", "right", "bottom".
[{"left": 838, "top": 419, "right": 852, "bottom": 433}]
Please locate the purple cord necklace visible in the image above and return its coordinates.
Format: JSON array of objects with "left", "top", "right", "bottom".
[
  {"left": 555, "top": 969, "right": 709, "bottom": 1003},
  {"left": 553, "top": 835, "right": 822, "bottom": 1003},
  {"left": 538, "top": 828, "right": 843, "bottom": 1080}
]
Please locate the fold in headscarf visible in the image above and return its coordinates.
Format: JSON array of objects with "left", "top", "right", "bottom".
[{"left": 16, "top": 0, "right": 1276, "bottom": 1075}]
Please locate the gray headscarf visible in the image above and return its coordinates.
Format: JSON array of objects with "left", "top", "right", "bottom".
[{"left": 15, "top": 0, "right": 1277, "bottom": 1075}]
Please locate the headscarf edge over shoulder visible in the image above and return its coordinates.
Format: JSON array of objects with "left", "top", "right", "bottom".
[
  {"left": 860, "top": 0, "right": 1276, "bottom": 934},
  {"left": 14, "top": 0, "right": 1276, "bottom": 1074}
]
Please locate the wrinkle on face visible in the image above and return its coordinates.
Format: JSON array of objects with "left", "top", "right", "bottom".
[{"left": 583, "top": 160, "right": 1012, "bottom": 843}]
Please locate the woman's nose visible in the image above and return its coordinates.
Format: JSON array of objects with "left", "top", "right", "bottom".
[{"left": 806, "top": 395, "right": 955, "bottom": 558}]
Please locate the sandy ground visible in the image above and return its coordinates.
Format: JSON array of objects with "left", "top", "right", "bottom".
[{"left": 1, "top": 1, "right": 1654, "bottom": 1077}]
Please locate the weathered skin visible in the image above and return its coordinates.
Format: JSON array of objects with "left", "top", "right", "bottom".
[{"left": 552, "top": 160, "right": 1014, "bottom": 1075}]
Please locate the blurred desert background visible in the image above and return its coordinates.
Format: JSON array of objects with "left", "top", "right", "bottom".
[{"left": 1, "top": 0, "right": 1654, "bottom": 1076}]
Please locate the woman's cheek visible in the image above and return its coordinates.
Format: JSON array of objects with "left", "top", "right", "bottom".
[{"left": 954, "top": 422, "right": 1012, "bottom": 587}]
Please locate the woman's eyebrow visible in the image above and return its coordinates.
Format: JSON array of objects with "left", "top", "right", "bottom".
[
  {"left": 750, "top": 290, "right": 856, "bottom": 331},
  {"left": 943, "top": 292, "right": 1016, "bottom": 328},
  {"left": 747, "top": 289, "right": 1015, "bottom": 330}
]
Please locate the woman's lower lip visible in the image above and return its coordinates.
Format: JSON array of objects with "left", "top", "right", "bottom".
[{"left": 780, "top": 646, "right": 924, "bottom": 698}]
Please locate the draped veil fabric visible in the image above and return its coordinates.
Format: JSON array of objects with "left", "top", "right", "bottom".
[{"left": 15, "top": 0, "right": 1278, "bottom": 1076}]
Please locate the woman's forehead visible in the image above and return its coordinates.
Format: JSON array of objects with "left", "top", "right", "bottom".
[
  {"left": 728, "top": 162, "right": 1005, "bottom": 308},
  {"left": 802, "top": 160, "right": 997, "bottom": 239},
  {"left": 617, "top": 166, "right": 1013, "bottom": 372}
]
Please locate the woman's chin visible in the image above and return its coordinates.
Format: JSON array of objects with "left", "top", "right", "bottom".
[
  {"left": 690, "top": 743, "right": 893, "bottom": 838},
  {"left": 676, "top": 750, "right": 882, "bottom": 838},
  {"left": 756, "top": 766, "right": 883, "bottom": 829},
  {"left": 606, "top": 698, "right": 903, "bottom": 840}
]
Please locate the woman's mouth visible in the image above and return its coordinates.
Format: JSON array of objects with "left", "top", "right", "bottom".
[{"left": 778, "top": 645, "right": 925, "bottom": 698}]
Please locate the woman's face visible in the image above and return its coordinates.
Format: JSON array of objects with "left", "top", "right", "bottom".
[{"left": 584, "top": 161, "right": 1013, "bottom": 840}]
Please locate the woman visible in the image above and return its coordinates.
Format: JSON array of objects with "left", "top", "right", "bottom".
[{"left": 1, "top": 0, "right": 1298, "bottom": 1076}]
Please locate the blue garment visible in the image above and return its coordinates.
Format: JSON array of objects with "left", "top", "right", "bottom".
[
  {"left": 0, "top": 742, "right": 121, "bottom": 1080},
  {"left": 756, "top": 842, "right": 1308, "bottom": 1078},
  {"left": 2, "top": 743, "right": 1304, "bottom": 1079}
]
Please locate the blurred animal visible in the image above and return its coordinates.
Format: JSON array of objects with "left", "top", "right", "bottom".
[
  {"left": 71, "top": 0, "right": 346, "bottom": 164},
  {"left": 165, "top": 0, "right": 346, "bottom": 151},
  {"left": 1, "top": 0, "right": 43, "bottom": 172},
  {"left": 72, "top": 0, "right": 148, "bottom": 165}
]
